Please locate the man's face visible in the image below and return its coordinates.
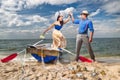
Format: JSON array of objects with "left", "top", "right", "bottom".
[{"left": 81, "top": 14, "right": 87, "bottom": 19}]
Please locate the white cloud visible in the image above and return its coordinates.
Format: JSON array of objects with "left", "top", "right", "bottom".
[
  {"left": 25, "top": 0, "right": 77, "bottom": 8},
  {"left": 8, "top": 15, "right": 48, "bottom": 27},
  {"left": 89, "top": 9, "right": 100, "bottom": 17},
  {"left": 1, "top": 0, "right": 77, "bottom": 11},
  {"left": 93, "top": 17, "right": 120, "bottom": 37},
  {"left": 0, "top": 0, "right": 77, "bottom": 27},
  {"left": 0, "top": 8, "right": 48, "bottom": 27},
  {"left": 102, "top": 0, "right": 120, "bottom": 14},
  {"left": 0, "top": 0, "right": 120, "bottom": 39},
  {"left": 1, "top": 0, "right": 24, "bottom": 11},
  {"left": 28, "top": 15, "right": 47, "bottom": 22},
  {"left": 0, "top": 25, "right": 48, "bottom": 39}
]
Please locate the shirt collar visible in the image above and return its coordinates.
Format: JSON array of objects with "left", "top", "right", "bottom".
[{"left": 81, "top": 18, "right": 88, "bottom": 21}]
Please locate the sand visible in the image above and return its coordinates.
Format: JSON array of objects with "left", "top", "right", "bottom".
[{"left": 0, "top": 59, "right": 120, "bottom": 80}]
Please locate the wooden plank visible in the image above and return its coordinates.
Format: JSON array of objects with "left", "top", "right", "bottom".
[{"left": 26, "top": 47, "right": 59, "bottom": 57}]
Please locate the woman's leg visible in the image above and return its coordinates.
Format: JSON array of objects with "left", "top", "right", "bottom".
[
  {"left": 52, "top": 35, "right": 61, "bottom": 49},
  {"left": 60, "top": 36, "right": 67, "bottom": 48}
]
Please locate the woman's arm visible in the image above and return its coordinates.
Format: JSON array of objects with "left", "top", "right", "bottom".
[
  {"left": 43, "top": 23, "right": 55, "bottom": 35},
  {"left": 63, "top": 15, "right": 71, "bottom": 24},
  {"left": 69, "top": 13, "right": 75, "bottom": 23}
]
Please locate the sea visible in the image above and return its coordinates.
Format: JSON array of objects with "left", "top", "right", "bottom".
[{"left": 0, "top": 38, "right": 120, "bottom": 58}]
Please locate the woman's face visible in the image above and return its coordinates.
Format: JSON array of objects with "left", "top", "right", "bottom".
[{"left": 58, "top": 16, "right": 63, "bottom": 21}]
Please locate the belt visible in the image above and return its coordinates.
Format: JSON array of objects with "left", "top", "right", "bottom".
[
  {"left": 78, "top": 33, "right": 87, "bottom": 35},
  {"left": 77, "top": 34, "right": 88, "bottom": 37}
]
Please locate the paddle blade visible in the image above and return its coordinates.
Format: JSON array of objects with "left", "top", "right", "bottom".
[
  {"left": 79, "top": 56, "right": 93, "bottom": 63},
  {"left": 1, "top": 53, "right": 17, "bottom": 63}
]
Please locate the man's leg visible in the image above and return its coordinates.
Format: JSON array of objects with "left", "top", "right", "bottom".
[
  {"left": 75, "top": 34, "right": 83, "bottom": 61},
  {"left": 83, "top": 36, "right": 95, "bottom": 61}
]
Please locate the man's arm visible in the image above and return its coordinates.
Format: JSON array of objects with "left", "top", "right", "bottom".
[
  {"left": 88, "top": 21, "right": 94, "bottom": 43},
  {"left": 89, "top": 32, "right": 94, "bottom": 42},
  {"left": 69, "top": 13, "right": 79, "bottom": 24}
]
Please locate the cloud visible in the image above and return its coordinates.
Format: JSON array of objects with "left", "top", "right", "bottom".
[
  {"left": 25, "top": 0, "right": 77, "bottom": 8},
  {"left": 0, "top": 0, "right": 120, "bottom": 39},
  {"left": 0, "top": 0, "right": 77, "bottom": 27},
  {"left": 28, "top": 15, "right": 47, "bottom": 22},
  {"left": 102, "top": 0, "right": 120, "bottom": 14},
  {"left": 93, "top": 17, "right": 120, "bottom": 37},
  {"left": 1, "top": 0, "right": 77, "bottom": 11},
  {"left": 0, "top": 8, "right": 48, "bottom": 27},
  {"left": 1, "top": 0, "right": 24, "bottom": 11},
  {"left": 8, "top": 15, "right": 48, "bottom": 27},
  {"left": 89, "top": 9, "right": 100, "bottom": 17}
]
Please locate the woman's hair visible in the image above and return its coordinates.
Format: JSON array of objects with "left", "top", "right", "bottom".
[{"left": 57, "top": 15, "right": 64, "bottom": 26}]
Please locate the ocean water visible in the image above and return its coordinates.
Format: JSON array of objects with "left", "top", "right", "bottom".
[{"left": 0, "top": 38, "right": 120, "bottom": 57}]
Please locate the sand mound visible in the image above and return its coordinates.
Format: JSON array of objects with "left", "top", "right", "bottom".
[{"left": 0, "top": 61, "right": 120, "bottom": 80}]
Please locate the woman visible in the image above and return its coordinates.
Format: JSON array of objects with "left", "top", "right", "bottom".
[{"left": 42, "top": 14, "right": 70, "bottom": 49}]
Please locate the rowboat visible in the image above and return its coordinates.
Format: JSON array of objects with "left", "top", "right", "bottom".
[{"left": 26, "top": 43, "right": 59, "bottom": 63}]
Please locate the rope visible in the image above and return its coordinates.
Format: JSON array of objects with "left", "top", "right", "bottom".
[
  {"left": 41, "top": 48, "right": 45, "bottom": 68},
  {"left": 19, "top": 40, "right": 44, "bottom": 80},
  {"left": 61, "top": 48, "right": 76, "bottom": 56},
  {"left": 57, "top": 50, "right": 60, "bottom": 64},
  {"left": 19, "top": 49, "right": 30, "bottom": 80},
  {"left": 19, "top": 50, "right": 25, "bottom": 80}
]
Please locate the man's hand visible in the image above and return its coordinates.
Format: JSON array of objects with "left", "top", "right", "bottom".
[
  {"left": 69, "top": 12, "right": 73, "bottom": 17},
  {"left": 69, "top": 12, "right": 74, "bottom": 23},
  {"left": 89, "top": 32, "right": 94, "bottom": 43},
  {"left": 89, "top": 38, "right": 93, "bottom": 43}
]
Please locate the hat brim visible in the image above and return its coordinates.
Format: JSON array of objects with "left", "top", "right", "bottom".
[{"left": 81, "top": 13, "right": 89, "bottom": 15}]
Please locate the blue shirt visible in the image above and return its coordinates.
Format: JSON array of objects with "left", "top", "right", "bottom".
[
  {"left": 73, "top": 19, "right": 94, "bottom": 34},
  {"left": 55, "top": 25, "right": 62, "bottom": 30}
]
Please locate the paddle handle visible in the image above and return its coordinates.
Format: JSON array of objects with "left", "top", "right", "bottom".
[
  {"left": 33, "top": 40, "right": 43, "bottom": 46},
  {"left": 18, "top": 49, "right": 26, "bottom": 54},
  {"left": 18, "top": 40, "right": 44, "bottom": 54},
  {"left": 61, "top": 48, "right": 76, "bottom": 56},
  {"left": 62, "top": 48, "right": 93, "bottom": 63}
]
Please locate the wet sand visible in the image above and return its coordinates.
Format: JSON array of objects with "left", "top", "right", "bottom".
[{"left": 0, "top": 57, "right": 120, "bottom": 80}]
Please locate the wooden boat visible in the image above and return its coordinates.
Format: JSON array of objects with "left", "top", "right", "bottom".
[{"left": 26, "top": 43, "right": 59, "bottom": 63}]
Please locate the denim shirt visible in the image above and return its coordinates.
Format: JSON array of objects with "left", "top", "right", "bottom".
[{"left": 73, "top": 18, "right": 94, "bottom": 34}]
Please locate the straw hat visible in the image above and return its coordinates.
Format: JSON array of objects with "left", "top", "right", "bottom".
[{"left": 81, "top": 10, "right": 89, "bottom": 15}]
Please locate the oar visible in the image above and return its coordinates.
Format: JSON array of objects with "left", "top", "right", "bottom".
[
  {"left": 61, "top": 48, "right": 93, "bottom": 63},
  {"left": 1, "top": 40, "right": 44, "bottom": 63}
]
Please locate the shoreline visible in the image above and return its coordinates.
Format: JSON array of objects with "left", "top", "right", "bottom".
[{"left": 1, "top": 54, "right": 120, "bottom": 63}]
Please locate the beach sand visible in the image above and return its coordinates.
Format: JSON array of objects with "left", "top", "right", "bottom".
[{"left": 0, "top": 57, "right": 120, "bottom": 80}]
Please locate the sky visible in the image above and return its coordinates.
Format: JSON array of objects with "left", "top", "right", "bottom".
[{"left": 0, "top": 0, "right": 120, "bottom": 39}]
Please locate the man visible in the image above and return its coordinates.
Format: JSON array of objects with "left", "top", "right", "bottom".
[{"left": 70, "top": 10, "right": 95, "bottom": 62}]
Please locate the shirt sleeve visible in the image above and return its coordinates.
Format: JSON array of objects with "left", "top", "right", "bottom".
[
  {"left": 88, "top": 21, "right": 94, "bottom": 32},
  {"left": 73, "top": 19, "right": 79, "bottom": 24}
]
